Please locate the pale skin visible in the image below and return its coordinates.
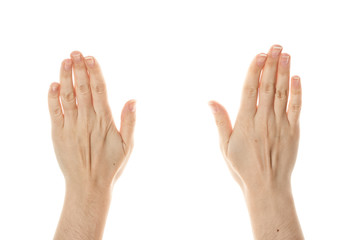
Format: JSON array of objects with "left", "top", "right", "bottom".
[
  {"left": 48, "top": 51, "right": 136, "bottom": 240},
  {"left": 48, "top": 45, "right": 303, "bottom": 240},
  {"left": 209, "top": 45, "right": 304, "bottom": 240}
]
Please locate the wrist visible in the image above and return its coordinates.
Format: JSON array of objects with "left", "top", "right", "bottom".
[
  {"left": 243, "top": 184, "right": 303, "bottom": 239},
  {"left": 243, "top": 184, "right": 294, "bottom": 214},
  {"left": 240, "top": 175, "right": 292, "bottom": 200},
  {"left": 244, "top": 188, "right": 295, "bottom": 214},
  {"left": 244, "top": 184, "right": 292, "bottom": 200},
  {"left": 65, "top": 176, "right": 113, "bottom": 196},
  {"left": 55, "top": 183, "right": 112, "bottom": 240},
  {"left": 64, "top": 182, "right": 112, "bottom": 210}
]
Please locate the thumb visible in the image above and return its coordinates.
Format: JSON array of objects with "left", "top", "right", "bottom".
[
  {"left": 120, "top": 99, "right": 137, "bottom": 151},
  {"left": 208, "top": 100, "right": 233, "bottom": 152}
]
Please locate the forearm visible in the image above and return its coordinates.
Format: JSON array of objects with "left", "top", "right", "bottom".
[
  {"left": 244, "top": 186, "right": 304, "bottom": 240},
  {"left": 54, "top": 184, "right": 112, "bottom": 240}
]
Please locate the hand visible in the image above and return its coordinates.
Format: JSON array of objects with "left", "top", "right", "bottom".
[
  {"left": 209, "top": 44, "right": 301, "bottom": 194},
  {"left": 48, "top": 51, "right": 136, "bottom": 191},
  {"left": 48, "top": 51, "right": 136, "bottom": 240},
  {"left": 209, "top": 45, "right": 304, "bottom": 239}
]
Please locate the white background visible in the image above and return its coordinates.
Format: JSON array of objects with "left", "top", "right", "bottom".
[{"left": 0, "top": 0, "right": 359, "bottom": 239}]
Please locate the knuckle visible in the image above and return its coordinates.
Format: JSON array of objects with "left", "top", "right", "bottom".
[
  {"left": 53, "top": 107, "right": 63, "bottom": 117},
  {"left": 290, "top": 104, "right": 302, "bottom": 112},
  {"left": 275, "top": 89, "right": 288, "bottom": 100},
  {"left": 62, "top": 91, "right": 76, "bottom": 102},
  {"left": 121, "top": 112, "right": 136, "bottom": 126},
  {"left": 292, "top": 88, "right": 302, "bottom": 95},
  {"left": 49, "top": 93, "right": 58, "bottom": 99},
  {"left": 125, "top": 117, "right": 136, "bottom": 126},
  {"left": 243, "top": 86, "right": 258, "bottom": 98},
  {"left": 249, "top": 64, "right": 261, "bottom": 74},
  {"left": 261, "top": 83, "right": 275, "bottom": 94},
  {"left": 51, "top": 108, "right": 63, "bottom": 125},
  {"left": 121, "top": 115, "right": 136, "bottom": 128},
  {"left": 92, "top": 83, "right": 106, "bottom": 94},
  {"left": 48, "top": 89, "right": 59, "bottom": 98},
  {"left": 78, "top": 84, "right": 90, "bottom": 94},
  {"left": 216, "top": 119, "right": 225, "bottom": 127}
]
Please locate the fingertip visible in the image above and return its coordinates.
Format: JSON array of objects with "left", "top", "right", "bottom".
[
  {"left": 271, "top": 44, "right": 283, "bottom": 51},
  {"left": 70, "top": 50, "right": 82, "bottom": 57},
  {"left": 62, "top": 58, "right": 72, "bottom": 72},
  {"left": 127, "top": 99, "right": 136, "bottom": 112},
  {"left": 269, "top": 44, "right": 283, "bottom": 59},
  {"left": 287, "top": 75, "right": 302, "bottom": 125},
  {"left": 279, "top": 53, "right": 291, "bottom": 67},
  {"left": 49, "top": 82, "right": 60, "bottom": 94},
  {"left": 291, "top": 75, "right": 301, "bottom": 88},
  {"left": 208, "top": 101, "right": 218, "bottom": 114},
  {"left": 84, "top": 56, "right": 95, "bottom": 68},
  {"left": 208, "top": 101, "right": 232, "bottom": 150},
  {"left": 48, "top": 82, "right": 64, "bottom": 126},
  {"left": 292, "top": 75, "right": 301, "bottom": 80},
  {"left": 120, "top": 100, "right": 137, "bottom": 148},
  {"left": 282, "top": 52, "right": 291, "bottom": 57},
  {"left": 256, "top": 53, "right": 268, "bottom": 67}
]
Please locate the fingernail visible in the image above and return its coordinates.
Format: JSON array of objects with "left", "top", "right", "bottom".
[
  {"left": 71, "top": 52, "right": 81, "bottom": 63},
  {"left": 271, "top": 45, "right": 282, "bottom": 57},
  {"left": 256, "top": 53, "right": 267, "bottom": 67},
  {"left": 64, "top": 59, "right": 72, "bottom": 71},
  {"left": 280, "top": 54, "right": 290, "bottom": 66},
  {"left": 128, "top": 101, "right": 136, "bottom": 112},
  {"left": 85, "top": 56, "right": 95, "bottom": 67},
  {"left": 51, "top": 84, "right": 59, "bottom": 92},
  {"left": 292, "top": 76, "right": 301, "bottom": 87},
  {"left": 208, "top": 102, "right": 218, "bottom": 113}
]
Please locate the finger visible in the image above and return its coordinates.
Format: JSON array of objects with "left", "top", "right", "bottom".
[
  {"left": 84, "top": 56, "right": 111, "bottom": 117},
  {"left": 208, "top": 101, "right": 233, "bottom": 153},
  {"left": 238, "top": 53, "right": 267, "bottom": 118},
  {"left": 274, "top": 53, "right": 291, "bottom": 119},
  {"left": 48, "top": 82, "right": 64, "bottom": 127},
  {"left": 257, "top": 45, "right": 283, "bottom": 113},
  {"left": 59, "top": 59, "right": 77, "bottom": 117},
  {"left": 70, "top": 51, "right": 94, "bottom": 115},
  {"left": 119, "top": 99, "right": 137, "bottom": 152},
  {"left": 287, "top": 76, "right": 302, "bottom": 125}
]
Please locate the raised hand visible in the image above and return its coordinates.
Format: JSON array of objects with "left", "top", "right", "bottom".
[
  {"left": 48, "top": 51, "right": 136, "bottom": 240},
  {"left": 209, "top": 45, "right": 304, "bottom": 240}
]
